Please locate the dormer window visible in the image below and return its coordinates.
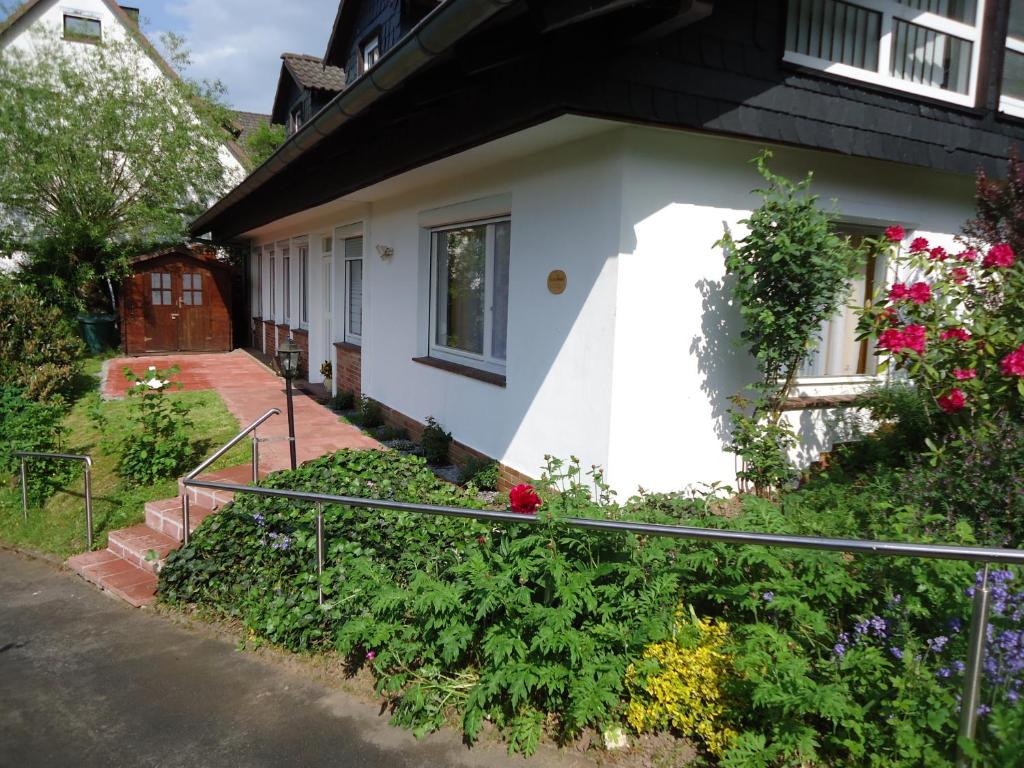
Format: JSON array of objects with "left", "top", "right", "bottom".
[
  {"left": 361, "top": 35, "right": 380, "bottom": 73},
  {"left": 1000, "top": 2, "right": 1024, "bottom": 118},
  {"left": 289, "top": 104, "right": 304, "bottom": 135},
  {"left": 783, "top": 0, "right": 985, "bottom": 107},
  {"left": 63, "top": 13, "right": 101, "bottom": 43}
]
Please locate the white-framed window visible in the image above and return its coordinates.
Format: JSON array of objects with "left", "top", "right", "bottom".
[
  {"left": 63, "top": 13, "right": 101, "bottom": 42},
  {"left": 362, "top": 35, "right": 380, "bottom": 73},
  {"left": 343, "top": 236, "right": 363, "bottom": 345},
  {"left": 801, "top": 225, "right": 886, "bottom": 379},
  {"left": 1000, "top": 3, "right": 1024, "bottom": 117},
  {"left": 298, "top": 243, "right": 309, "bottom": 326},
  {"left": 784, "top": 0, "right": 985, "bottom": 107},
  {"left": 282, "top": 248, "right": 291, "bottom": 323},
  {"left": 428, "top": 217, "right": 510, "bottom": 374},
  {"left": 268, "top": 250, "right": 276, "bottom": 319},
  {"left": 252, "top": 246, "right": 262, "bottom": 315}
]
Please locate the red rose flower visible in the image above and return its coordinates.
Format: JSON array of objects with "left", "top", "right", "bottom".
[
  {"left": 928, "top": 246, "right": 947, "bottom": 262},
  {"left": 509, "top": 484, "right": 542, "bottom": 514},
  {"left": 940, "top": 328, "right": 971, "bottom": 342},
  {"left": 908, "top": 282, "right": 932, "bottom": 304},
  {"left": 909, "top": 237, "right": 930, "bottom": 253},
  {"left": 959, "top": 249, "right": 978, "bottom": 263},
  {"left": 937, "top": 389, "right": 966, "bottom": 414},
  {"left": 953, "top": 368, "right": 977, "bottom": 380},
  {"left": 1001, "top": 345, "right": 1024, "bottom": 377},
  {"left": 888, "top": 282, "right": 909, "bottom": 301},
  {"left": 983, "top": 243, "right": 1015, "bottom": 268},
  {"left": 951, "top": 267, "right": 969, "bottom": 284},
  {"left": 885, "top": 225, "right": 906, "bottom": 243}
]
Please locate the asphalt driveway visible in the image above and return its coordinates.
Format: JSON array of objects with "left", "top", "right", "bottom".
[{"left": 0, "top": 549, "right": 591, "bottom": 768}]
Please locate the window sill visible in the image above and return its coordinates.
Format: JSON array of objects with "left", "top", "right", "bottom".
[
  {"left": 334, "top": 341, "right": 361, "bottom": 352},
  {"left": 782, "top": 394, "right": 860, "bottom": 411},
  {"left": 292, "top": 327, "right": 308, "bottom": 336},
  {"left": 412, "top": 356, "right": 506, "bottom": 387}
]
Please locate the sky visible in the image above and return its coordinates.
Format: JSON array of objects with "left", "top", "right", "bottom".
[{"left": 135, "top": 0, "right": 339, "bottom": 114}]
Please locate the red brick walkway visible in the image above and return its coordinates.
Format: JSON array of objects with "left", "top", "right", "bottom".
[{"left": 103, "top": 350, "right": 379, "bottom": 471}]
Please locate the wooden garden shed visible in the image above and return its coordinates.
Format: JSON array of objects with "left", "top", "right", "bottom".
[{"left": 121, "top": 247, "right": 233, "bottom": 354}]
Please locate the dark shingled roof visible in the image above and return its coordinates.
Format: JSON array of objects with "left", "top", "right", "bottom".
[
  {"left": 281, "top": 53, "right": 345, "bottom": 93},
  {"left": 231, "top": 110, "right": 271, "bottom": 144}
]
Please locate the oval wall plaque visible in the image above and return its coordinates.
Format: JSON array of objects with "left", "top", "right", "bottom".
[{"left": 547, "top": 269, "right": 567, "bottom": 295}]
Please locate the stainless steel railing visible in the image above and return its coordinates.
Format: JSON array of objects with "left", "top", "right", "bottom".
[
  {"left": 181, "top": 476, "right": 1024, "bottom": 763},
  {"left": 16, "top": 451, "right": 94, "bottom": 550},
  {"left": 179, "top": 408, "right": 279, "bottom": 546}
]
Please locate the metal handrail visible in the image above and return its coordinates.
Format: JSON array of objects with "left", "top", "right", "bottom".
[
  {"left": 181, "top": 476, "right": 1024, "bottom": 763},
  {"left": 180, "top": 408, "right": 279, "bottom": 546},
  {"left": 16, "top": 451, "right": 94, "bottom": 550}
]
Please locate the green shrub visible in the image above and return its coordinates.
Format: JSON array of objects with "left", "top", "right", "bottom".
[
  {"left": 0, "top": 277, "right": 84, "bottom": 402},
  {"left": 118, "top": 366, "right": 195, "bottom": 486},
  {"left": 371, "top": 424, "right": 408, "bottom": 442},
  {"left": 329, "top": 390, "right": 355, "bottom": 411},
  {"left": 0, "top": 385, "right": 76, "bottom": 504},
  {"left": 459, "top": 457, "right": 498, "bottom": 490},
  {"left": 419, "top": 416, "right": 452, "bottom": 465},
  {"left": 348, "top": 396, "right": 383, "bottom": 428}
]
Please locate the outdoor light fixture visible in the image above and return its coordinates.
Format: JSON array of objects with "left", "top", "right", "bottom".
[
  {"left": 376, "top": 244, "right": 394, "bottom": 261},
  {"left": 276, "top": 336, "right": 301, "bottom": 470}
]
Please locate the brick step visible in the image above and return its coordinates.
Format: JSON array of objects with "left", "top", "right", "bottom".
[
  {"left": 107, "top": 524, "right": 179, "bottom": 572},
  {"left": 144, "top": 498, "right": 216, "bottom": 542},
  {"left": 67, "top": 549, "right": 158, "bottom": 608},
  {"left": 177, "top": 464, "right": 265, "bottom": 510}
]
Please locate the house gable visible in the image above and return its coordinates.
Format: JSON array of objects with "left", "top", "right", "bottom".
[
  {"left": 323, "top": 0, "right": 439, "bottom": 75},
  {"left": 270, "top": 53, "right": 345, "bottom": 134}
]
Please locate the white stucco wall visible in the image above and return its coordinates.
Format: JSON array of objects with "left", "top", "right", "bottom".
[{"left": 242, "top": 116, "right": 976, "bottom": 496}]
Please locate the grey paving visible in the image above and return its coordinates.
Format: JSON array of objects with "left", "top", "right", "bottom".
[{"left": 0, "top": 549, "right": 591, "bottom": 768}]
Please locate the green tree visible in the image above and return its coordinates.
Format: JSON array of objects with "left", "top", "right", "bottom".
[
  {"left": 0, "top": 31, "right": 233, "bottom": 313},
  {"left": 244, "top": 121, "right": 286, "bottom": 168}
]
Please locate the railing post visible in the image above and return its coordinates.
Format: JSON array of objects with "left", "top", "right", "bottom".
[
  {"left": 316, "top": 503, "right": 325, "bottom": 605},
  {"left": 19, "top": 458, "right": 27, "bottom": 522},
  {"left": 252, "top": 435, "right": 260, "bottom": 484},
  {"left": 83, "top": 461, "right": 93, "bottom": 551},
  {"left": 957, "top": 564, "right": 991, "bottom": 767},
  {"left": 182, "top": 492, "right": 191, "bottom": 546}
]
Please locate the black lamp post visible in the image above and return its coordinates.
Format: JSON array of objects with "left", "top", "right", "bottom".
[{"left": 277, "top": 336, "right": 301, "bottom": 470}]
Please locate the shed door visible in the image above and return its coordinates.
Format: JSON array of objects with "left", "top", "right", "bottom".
[
  {"left": 179, "top": 269, "right": 215, "bottom": 351},
  {"left": 144, "top": 270, "right": 178, "bottom": 352}
]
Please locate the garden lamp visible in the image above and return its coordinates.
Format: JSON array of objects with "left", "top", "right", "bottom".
[{"left": 277, "top": 336, "right": 301, "bottom": 470}]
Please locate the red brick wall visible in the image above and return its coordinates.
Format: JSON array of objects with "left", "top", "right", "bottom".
[
  {"left": 252, "top": 316, "right": 262, "bottom": 349},
  {"left": 291, "top": 328, "right": 309, "bottom": 378},
  {"left": 334, "top": 342, "right": 362, "bottom": 398},
  {"left": 374, "top": 400, "right": 532, "bottom": 493},
  {"left": 263, "top": 320, "right": 277, "bottom": 360}
]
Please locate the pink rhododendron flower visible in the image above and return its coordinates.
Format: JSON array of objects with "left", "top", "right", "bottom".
[
  {"left": 951, "top": 267, "right": 969, "bottom": 284},
  {"left": 888, "top": 282, "right": 909, "bottom": 301},
  {"left": 902, "top": 324, "right": 927, "bottom": 354},
  {"left": 959, "top": 249, "right": 978, "bottom": 262},
  {"left": 940, "top": 328, "right": 971, "bottom": 342},
  {"left": 1001, "top": 345, "right": 1024, "bottom": 377},
  {"left": 885, "top": 225, "right": 906, "bottom": 242},
  {"left": 909, "top": 237, "right": 930, "bottom": 253},
  {"left": 509, "top": 484, "right": 542, "bottom": 514},
  {"left": 937, "top": 389, "right": 966, "bottom": 414},
  {"left": 878, "top": 328, "right": 905, "bottom": 352},
  {"left": 983, "top": 243, "right": 1015, "bottom": 268},
  {"left": 953, "top": 368, "right": 977, "bottom": 380},
  {"left": 929, "top": 246, "right": 947, "bottom": 262},
  {"left": 366, "top": 650, "right": 377, "bottom": 661},
  {"left": 908, "top": 282, "right": 932, "bottom": 304}
]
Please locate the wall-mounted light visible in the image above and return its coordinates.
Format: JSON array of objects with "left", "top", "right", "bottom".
[{"left": 376, "top": 244, "right": 394, "bottom": 261}]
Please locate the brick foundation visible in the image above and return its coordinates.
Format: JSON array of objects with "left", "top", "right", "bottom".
[
  {"left": 263, "top": 320, "right": 277, "bottom": 359},
  {"left": 291, "top": 328, "right": 309, "bottom": 378},
  {"left": 334, "top": 342, "right": 362, "bottom": 398},
  {"left": 373, "top": 400, "right": 532, "bottom": 493}
]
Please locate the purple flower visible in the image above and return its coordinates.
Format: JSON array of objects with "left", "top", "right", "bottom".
[
  {"left": 928, "top": 636, "right": 949, "bottom": 653},
  {"left": 890, "top": 647, "right": 904, "bottom": 660},
  {"left": 252, "top": 513, "right": 265, "bottom": 525},
  {"left": 267, "top": 532, "right": 292, "bottom": 551},
  {"left": 762, "top": 591, "right": 775, "bottom": 603},
  {"left": 833, "top": 643, "right": 847, "bottom": 659}
]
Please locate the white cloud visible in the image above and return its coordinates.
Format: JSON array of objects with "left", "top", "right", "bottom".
[{"left": 148, "top": 0, "right": 339, "bottom": 114}]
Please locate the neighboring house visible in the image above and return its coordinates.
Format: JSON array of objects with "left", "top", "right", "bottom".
[
  {"left": 271, "top": 53, "right": 345, "bottom": 137},
  {"left": 192, "top": 0, "right": 1024, "bottom": 495},
  {"left": 230, "top": 109, "right": 273, "bottom": 150},
  {"left": 0, "top": 0, "right": 248, "bottom": 182}
]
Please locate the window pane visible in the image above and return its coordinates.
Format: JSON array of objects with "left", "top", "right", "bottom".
[
  {"left": 345, "top": 236, "right": 363, "bottom": 260},
  {"left": 183, "top": 292, "right": 192, "bottom": 306},
  {"left": 491, "top": 222, "right": 510, "bottom": 361},
  {"left": 64, "top": 15, "right": 100, "bottom": 40},
  {"left": 162, "top": 289, "right": 172, "bottom": 305},
  {"left": 1004, "top": 50, "right": 1024, "bottom": 101},
  {"left": 151, "top": 291, "right": 163, "bottom": 305},
  {"left": 322, "top": 237, "right": 332, "bottom": 254},
  {"left": 162, "top": 273, "right": 171, "bottom": 289},
  {"left": 435, "top": 226, "right": 486, "bottom": 355},
  {"left": 348, "top": 259, "right": 363, "bottom": 337},
  {"left": 891, "top": 19, "right": 971, "bottom": 93},
  {"left": 300, "top": 248, "right": 308, "bottom": 324},
  {"left": 896, "top": 0, "right": 976, "bottom": 25},
  {"left": 283, "top": 257, "right": 291, "bottom": 318},
  {"left": 193, "top": 291, "right": 203, "bottom": 306},
  {"left": 151, "top": 273, "right": 160, "bottom": 289},
  {"left": 1011, "top": 1, "right": 1024, "bottom": 40},
  {"left": 786, "top": 0, "right": 881, "bottom": 70}
]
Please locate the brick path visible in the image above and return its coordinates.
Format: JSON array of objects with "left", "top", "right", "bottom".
[
  {"left": 71, "top": 350, "right": 380, "bottom": 606},
  {"left": 103, "top": 349, "right": 379, "bottom": 471}
]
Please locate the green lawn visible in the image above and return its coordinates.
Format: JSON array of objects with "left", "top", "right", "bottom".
[{"left": 0, "top": 358, "right": 248, "bottom": 558}]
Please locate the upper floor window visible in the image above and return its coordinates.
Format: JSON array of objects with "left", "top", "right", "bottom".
[
  {"left": 289, "top": 104, "right": 304, "bottom": 135},
  {"left": 361, "top": 35, "right": 380, "bottom": 73},
  {"left": 64, "top": 13, "right": 101, "bottom": 43},
  {"left": 784, "top": 0, "right": 984, "bottom": 107},
  {"left": 1000, "top": 3, "right": 1024, "bottom": 118}
]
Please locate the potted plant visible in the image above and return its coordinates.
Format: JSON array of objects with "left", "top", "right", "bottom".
[{"left": 320, "top": 360, "right": 333, "bottom": 391}]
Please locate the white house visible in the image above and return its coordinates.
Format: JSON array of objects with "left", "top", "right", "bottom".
[{"left": 192, "top": 0, "right": 1021, "bottom": 496}]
